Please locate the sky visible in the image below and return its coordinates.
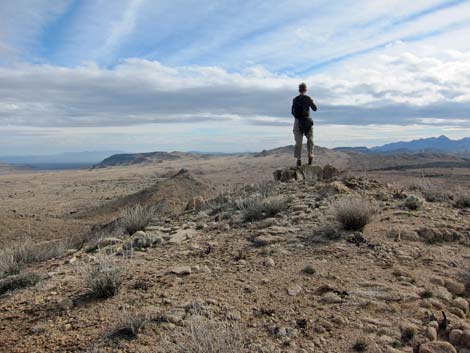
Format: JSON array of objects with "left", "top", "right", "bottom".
[{"left": 1, "top": 0, "right": 470, "bottom": 155}]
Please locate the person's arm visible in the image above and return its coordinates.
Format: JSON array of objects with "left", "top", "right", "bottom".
[
  {"left": 309, "top": 97, "right": 317, "bottom": 112},
  {"left": 291, "top": 99, "right": 296, "bottom": 117}
]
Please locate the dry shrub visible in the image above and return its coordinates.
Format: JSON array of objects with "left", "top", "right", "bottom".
[
  {"left": 238, "top": 195, "right": 288, "bottom": 222},
  {"left": 0, "top": 272, "right": 41, "bottom": 295},
  {"left": 82, "top": 253, "right": 124, "bottom": 298},
  {"left": 455, "top": 194, "right": 470, "bottom": 209},
  {"left": 403, "top": 195, "right": 423, "bottom": 210},
  {"left": 0, "top": 237, "right": 68, "bottom": 279},
  {"left": 333, "top": 196, "right": 376, "bottom": 231},
  {"left": 168, "top": 316, "right": 242, "bottom": 353},
  {"left": 121, "top": 204, "right": 155, "bottom": 234},
  {"left": 106, "top": 307, "right": 148, "bottom": 341}
]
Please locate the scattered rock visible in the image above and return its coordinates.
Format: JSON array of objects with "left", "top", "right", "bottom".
[
  {"left": 97, "top": 237, "right": 122, "bottom": 248},
  {"left": 252, "top": 234, "right": 283, "bottom": 246},
  {"left": 419, "top": 341, "right": 457, "bottom": 353},
  {"left": 57, "top": 298, "right": 74, "bottom": 311},
  {"left": 169, "top": 266, "right": 192, "bottom": 276},
  {"left": 273, "top": 165, "right": 341, "bottom": 182},
  {"left": 186, "top": 196, "right": 206, "bottom": 211},
  {"left": 449, "top": 329, "right": 463, "bottom": 346},
  {"left": 320, "top": 292, "right": 343, "bottom": 304},
  {"left": 287, "top": 285, "right": 302, "bottom": 296},
  {"left": 445, "top": 280, "right": 466, "bottom": 296},
  {"left": 262, "top": 257, "right": 275, "bottom": 267},
  {"left": 168, "top": 229, "right": 198, "bottom": 245},
  {"left": 426, "top": 326, "right": 438, "bottom": 341}
]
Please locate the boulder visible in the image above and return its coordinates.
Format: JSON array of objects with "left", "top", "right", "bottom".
[{"left": 419, "top": 342, "right": 457, "bottom": 353}]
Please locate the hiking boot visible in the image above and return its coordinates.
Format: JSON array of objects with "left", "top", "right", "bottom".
[
  {"left": 308, "top": 157, "right": 313, "bottom": 165},
  {"left": 296, "top": 159, "right": 302, "bottom": 167}
]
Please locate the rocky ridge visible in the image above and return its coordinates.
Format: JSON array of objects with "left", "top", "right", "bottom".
[{"left": 0, "top": 166, "right": 469, "bottom": 352}]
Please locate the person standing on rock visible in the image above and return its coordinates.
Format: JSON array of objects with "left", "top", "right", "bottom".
[{"left": 291, "top": 82, "right": 317, "bottom": 166}]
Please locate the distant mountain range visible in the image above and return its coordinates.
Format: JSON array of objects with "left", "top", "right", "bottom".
[
  {"left": 0, "top": 151, "right": 123, "bottom": 169},
  {"left": 334, "top": 135, "right": 470, "bottom": 156}
]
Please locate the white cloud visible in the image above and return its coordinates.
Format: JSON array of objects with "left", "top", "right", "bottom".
[{"left": 0, "top": 49, "right": 469, "bottom": 131}]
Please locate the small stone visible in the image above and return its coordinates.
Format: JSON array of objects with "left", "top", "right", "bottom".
[
  {"left": 320, "top": 292, "right": 343, "bottom": 304},
  {"left": 57, "top": 298, "right": 74, "bottom": 311},
  {"left": 419, "top": 341, "right": 457, "bottom": 353},
  {"left": 426, "top": 326, "right": 437, "bottom": 341},
  {"left": 252, "top": 235, "right": 282, "bottom": 246},
  {"left": 449, "top": 329, "right": 463, "bottom": 346},
  {"left": 287, "top": 285, "right": 302, "bottom": 296},
  {"left": 164, "top": 308, "right": 186, "bottom": 324},
  {"left": 453, "top": 297, "right": 469, "bottom": 313},
  {"left": 226, "top": 310, "right": 241, "bottom": 321},
  {"left": 97, "top": 237, "right": 122, "bottom": 248},
  {"left": 263, "top": 257, "right": 275, "bottom": 267},
  {"left": 461, "top": 330, "right": 470, "bottom": 347},
  {"left": 445, "top": 279, "right": 465, "bottom": 295},
  {"left": 169, "top": 266, "right": 192, "bottom": 276},
  {"left": 449, "top": 307, "right": 466, "bottom": 318}
]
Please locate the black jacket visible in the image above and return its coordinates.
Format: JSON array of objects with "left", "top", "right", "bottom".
[{"left": 291, "top": 94, "right": 317, "bottom": 135}]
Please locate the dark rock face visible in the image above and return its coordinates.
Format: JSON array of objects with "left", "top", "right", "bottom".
[{"left": 273, "top": 165, "right": 342, "bottom": 182}]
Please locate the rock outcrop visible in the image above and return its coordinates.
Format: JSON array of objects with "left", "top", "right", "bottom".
[{"left": 273, "top": 164, "right": 342, "bottom": 182}]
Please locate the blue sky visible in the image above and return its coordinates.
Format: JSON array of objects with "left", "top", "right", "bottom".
[{"left": 1, "top": 0, "right": 470, "bottom": 154}]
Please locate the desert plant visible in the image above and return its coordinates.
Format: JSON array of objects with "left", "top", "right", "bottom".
[
  {"left": 353, "top": 337, "right": 368, "bottom": 352},
  {"left": 332, "top": 196, "right": 376, "bottom": 231},
  {"left": 107, "top": 307, "right": 147, "bottom": 341},
  {"left": 175, "top": 316, "right": 242, "bottom": 353},
  {"left": 303, "top": 265, "right": 316, "bottom": 275},
  {"left": 455, "top": 194, "right": 470, "bottom": 209},
  {"left": 400, "top": 325, "right": 416, "bottom": 343},
  {"left": 82, "top": 253, "right": 124, "bottom": 298},
  {"left": 239, "top": 195, "right": 288, "bottom": 222},
  {"left": 403, "top": 195, "right": 423, "bottom": 210},
  {"left": 420, "top": 290, "right": 433, "bottom": 299},
  {"left": 0, "top": 272, "right": 41, "bottom": 295},
  {"left": 121, "top": 204, "right": 154, "bottom": 234},
  {"left": 0, "top": 238, "right": 68, "bottom": 279}
]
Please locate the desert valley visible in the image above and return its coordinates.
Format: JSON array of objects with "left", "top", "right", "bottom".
[{"left": 0, "top": 141, "right": 469, "bottom": 353}]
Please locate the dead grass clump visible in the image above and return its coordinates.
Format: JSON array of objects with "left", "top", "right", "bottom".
[
  {"left": 0, "top": 272, "right": 41, "bottom": 295},
  {"left": 107, "top": 308, "right": 147, "bottom": 341},
  {"left": 0, "top": 238, "right": 68, "bottom": 279},
  {"left": 172, "top": 316, "right": 242, "bottom": 353},
  {"left": 82, "top": 253, "right": 124, "bottom": 298},
  {"left": 121, "top": 204, "right": 154, "bottom": 235},
  {"left": 455, "top": 194, "right": 470, "bottom": 209},
  {"left": 238, "top": 195, "right": 288, "bottom": 222},
  {"left": 333, "top": 196, "right": 376, "bottom": 231}
]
